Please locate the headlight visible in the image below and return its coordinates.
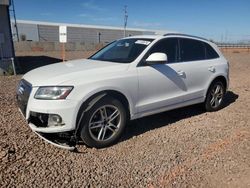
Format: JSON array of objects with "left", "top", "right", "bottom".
[{"left": 35, "top": 86, "right": 73, "bottom": 100}]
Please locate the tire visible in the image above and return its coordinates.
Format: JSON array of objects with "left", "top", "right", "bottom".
[
  {"left": 204, "top": 80, "right": 225, "bottom": 112},
  {"left": 79, "top": 96, "right": 127, "bottom": 148}
]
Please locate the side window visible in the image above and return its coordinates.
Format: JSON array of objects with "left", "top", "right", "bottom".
[
  {"left": 180, "top": 39, "right": 205, "bottom": 62},
  {"left": 149, "top": 38, "right": 178, "bottom": 63},
  {"left": 204, "top": 43, "right": 219, "bottom": 59}
]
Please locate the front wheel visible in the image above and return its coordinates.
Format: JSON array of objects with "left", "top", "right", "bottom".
[
  {"left": 79, "top": 96, "right": 127, "bottom": 148},
  {"left": 204, "top": 81, "right": 225, "bottom": 112}
]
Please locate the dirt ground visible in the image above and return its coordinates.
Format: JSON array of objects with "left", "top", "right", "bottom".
[{"left": 0, "top": 51, "right": 250, "bottom": 187}]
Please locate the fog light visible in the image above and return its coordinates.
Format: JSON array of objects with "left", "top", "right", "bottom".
[{"left": 48, "top": 114, "right": 64, "bottom": 127}]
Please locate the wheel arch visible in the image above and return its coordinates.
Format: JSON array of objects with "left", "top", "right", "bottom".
[
  {"left": 205, "top": 75, "right": 228, "bottom": 98},
  {"left": 210, "top": 75, "right": 227, "bottom": 89},
  {"left": 75, "top": 89, "right": 132, "bottom": 130}
]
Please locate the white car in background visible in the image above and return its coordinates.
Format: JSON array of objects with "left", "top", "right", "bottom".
[{"left": 16, "top": 34, "right": 229, "bottom": 150}]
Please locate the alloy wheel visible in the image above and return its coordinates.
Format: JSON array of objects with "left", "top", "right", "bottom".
[
  {"left": 88, "top": 105, "right": 121, "bottom": 141},
  {"left": 210, "top": 84, "right": 224, "bottom": 108}
]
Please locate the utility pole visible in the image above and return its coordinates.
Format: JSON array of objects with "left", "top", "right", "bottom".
[
  {"left": 9, "top": 0, "right": 19, "bottom": 42},
  {"left": 123, "top": 5, "right": 128, "bottom": 37}
]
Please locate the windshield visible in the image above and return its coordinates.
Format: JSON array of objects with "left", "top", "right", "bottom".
[{"left": 89, "top": 38, "right": 153, "bottom": 63}]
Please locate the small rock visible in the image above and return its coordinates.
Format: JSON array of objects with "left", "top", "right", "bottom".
[{"left": 0, "top": 150, "right": 7, "bottom": 159}]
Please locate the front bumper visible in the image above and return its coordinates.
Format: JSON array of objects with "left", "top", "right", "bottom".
[
  {"left": 16, "top": 79, "right": 81, "bottom": 150},
  {"left": 26, "top": 97, "right": 79, "bottom": 133},
  {"left": 17, "top": 84, "right": 80, "bottom": 133},
  {"left": 34, "top": 129, "right": 75, "bottom": 150},
  {"left": 17, "top": 98, "right": 79, "bottom": 150}
]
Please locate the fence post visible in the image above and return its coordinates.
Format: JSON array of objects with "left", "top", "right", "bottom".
[{"left": 11, "top": 57, "right": 16, "bottom": 75}]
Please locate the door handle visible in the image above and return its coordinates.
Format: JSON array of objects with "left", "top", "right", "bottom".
[
  {"left": 177, "top": 70, "right": 185, "bottom": 76},
  {"left": 208, "top": 66, "right": 216, "bottom": 72}
]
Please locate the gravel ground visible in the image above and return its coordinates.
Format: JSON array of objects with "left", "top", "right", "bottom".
[{"left": 0, "top": 52, "right": 250, "bottom": 187}]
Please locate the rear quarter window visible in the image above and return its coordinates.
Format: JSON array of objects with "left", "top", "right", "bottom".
[{"left": 204, "top": 43, "right": 219, "bottom": 59}]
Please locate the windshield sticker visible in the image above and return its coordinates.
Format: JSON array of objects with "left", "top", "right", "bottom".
[
  {"left": 117, "top": 42, "right": 130, "bottom": 47},
  {"left": 135, "top": 40, "right": 151, "bottom": 45},
  {"left": 117, "top": 43, "right": 123, "bottom": 47}
]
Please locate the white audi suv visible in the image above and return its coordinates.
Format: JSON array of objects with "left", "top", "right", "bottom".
[{"left": 16, "top": 34, "right": 229, "bottom": 150}]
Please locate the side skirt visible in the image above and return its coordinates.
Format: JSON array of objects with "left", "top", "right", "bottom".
[{"left": 131, "top": 96, "right": 205, "bottom": 120}]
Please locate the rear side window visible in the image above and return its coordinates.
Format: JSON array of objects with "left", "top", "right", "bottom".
[
  {"left": 204, "top": 43, "right": 219, "bottom": 59},
  {"left": 180, "top": 38, "right": 205, "bottom": 62},
  {"left": 149, "top": 38, "right": 178, "bottom": 63}
]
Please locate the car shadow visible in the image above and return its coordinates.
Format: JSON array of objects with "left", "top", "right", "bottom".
[
  {"left": 15, "top": 56, "right": 62, "bottom": 74},
  {"left": 120, "top": 91, "right": 238, "bottom": 142},
  {"left": 151, "top": 64, "right": 187, "bottom": 91},
  {"left": 75, "top": 91, "right": 238, "bottom": 152}
]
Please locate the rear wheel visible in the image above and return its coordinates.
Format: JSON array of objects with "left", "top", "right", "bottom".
[
  {"left": 204, "top": 81, "right": 225, "bottom": 112},
  {"left": 79, "top": 96, "right": 127, "bottom": 148}
]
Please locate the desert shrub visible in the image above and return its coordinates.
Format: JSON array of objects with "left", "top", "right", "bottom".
[
  {"left": 20, "top": 34, "right": 26, "bottom": 41},
  {"left": 6, "top": 64, "right": 14, "bottom": 75}
]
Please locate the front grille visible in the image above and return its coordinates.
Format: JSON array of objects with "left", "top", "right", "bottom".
[{"left": 16, "top": 79, "right": 32, "bottom": 117}]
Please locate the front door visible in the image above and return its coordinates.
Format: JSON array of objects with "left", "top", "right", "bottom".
[{"left": 136, "top": 38, "right": 187, "bottom": 114}]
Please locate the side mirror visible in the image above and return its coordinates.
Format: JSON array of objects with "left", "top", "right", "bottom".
[{"left": 146, "top": 52, "right": 168, "bottom": 64}]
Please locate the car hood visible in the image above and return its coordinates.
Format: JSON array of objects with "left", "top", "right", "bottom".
[{"left": 23, "top": 59, "right": 129, "bottom": 86}]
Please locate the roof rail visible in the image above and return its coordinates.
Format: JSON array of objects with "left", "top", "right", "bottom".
[{"left": 163, "top": 33, "right": 209, "bottom": 42}]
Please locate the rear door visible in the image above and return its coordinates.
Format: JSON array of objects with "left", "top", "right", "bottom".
[{"left": 177, "top": 38, "right": 218, "bottom": 101}]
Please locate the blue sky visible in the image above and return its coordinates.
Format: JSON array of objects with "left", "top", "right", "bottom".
[{"left": 14, "top": 0, "right": 250, "bottom": 42}]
